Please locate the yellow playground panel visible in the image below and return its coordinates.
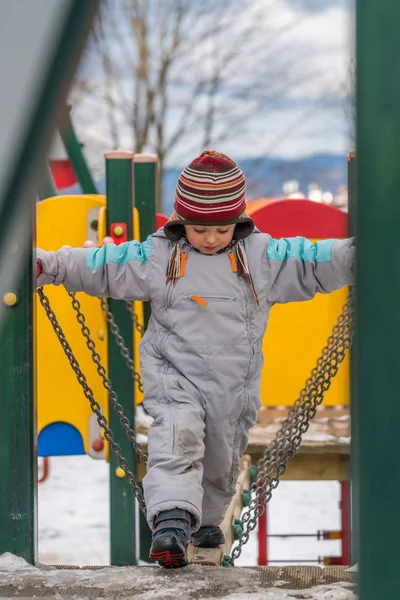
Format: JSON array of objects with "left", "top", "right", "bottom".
[
  {"left": 261, "top": 286, "right": 349, "bottom": 406},
  {"left": 36, "top": 195, "right": 144, "bottom": 459},
  {"left": 247, "top": 198, "right": 350, "bottom": 407},
  {"left": 37, "top": 194, "right": 348, "bottom": 460}
]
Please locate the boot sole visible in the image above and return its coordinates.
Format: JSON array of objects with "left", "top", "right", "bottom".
[{"left": 150, "top": 549, "right": 188, "bottom": 568}]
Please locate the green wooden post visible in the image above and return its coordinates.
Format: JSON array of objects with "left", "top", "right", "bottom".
[
  {"left": 134, "top": 154, "right": 158, "bottom": 328},
  {"left": 347, "top": 151, "right": 359, "bottom": 566},
  {"left": 356, "top": 2, "right": 400, "bottom": 597},
  {"left": 105, "top": 151, "right": 136, "bottom": 566},
  {"left": 61, "top": 108, "right": 97, "bottom": 195},
  {"left": 0, "top": 245, "right": 36, "bottom": 563},
  {"left": 133, "top": 153, "right": 158, "bottom": 562},
  {"left": 0, "top": 1, "right": 99, "bottom": 328},
  {"left": 37, "top": 163, "right": 57, "bottom": 200}
]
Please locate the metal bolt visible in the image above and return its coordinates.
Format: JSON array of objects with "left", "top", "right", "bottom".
[
  {"left": 4, "top": 292, "right": 18, "bottom": 307},
  {"left": 92, "top": 439, "right": 104, "bottom": 452},
  {"left": 113, "top": 225, "right": 125, "bottom": 237}
]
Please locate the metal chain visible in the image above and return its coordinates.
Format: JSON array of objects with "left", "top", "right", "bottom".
[
  {"left": 37, "top": 288, "right": 147, "bottom": 515},
  {"left": 124, "top": 301, "right": 145, "bottom": 336},
  {"left": 230, "top": 290, "right": 354, "bottom": 563},
  {"left": 257, "top": 297, "right": 353, "bottom": 476},
  {"left": 100, "top": 298, "right": 144, "bottom": 394},
  {"left": 68, "top": 293, "right": 147, "bottom": 465}
]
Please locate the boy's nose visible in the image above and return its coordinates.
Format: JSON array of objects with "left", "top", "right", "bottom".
[{"left": 205, "top": 233, "right": 216, "bottom": 245}]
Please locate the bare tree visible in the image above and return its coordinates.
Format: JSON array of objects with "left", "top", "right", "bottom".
[{"left": 71, "top": 0, "right": 328, "bottom": 210}]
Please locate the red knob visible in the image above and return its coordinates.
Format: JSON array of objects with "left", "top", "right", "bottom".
[{"left": 92, "top": 439, "right": 104, "bottom": 452}]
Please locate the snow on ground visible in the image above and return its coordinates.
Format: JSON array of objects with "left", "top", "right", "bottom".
[
  {"left": 38, "top": 455, "right": 342, "bottom": 567},
  {"left": 0, "top": 554, "right": 356, "bottom": 600}
]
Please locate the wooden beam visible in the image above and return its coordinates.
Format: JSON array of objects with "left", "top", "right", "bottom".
[{"left": 188, "top": 455, "right": 251, "bottom": 566}]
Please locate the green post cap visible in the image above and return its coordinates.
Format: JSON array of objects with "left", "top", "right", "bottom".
[
  {"left": 222, "top": 555, "right": 233, "bottom": 567},
  {"left": 233, "top": 521, "right": 244, "bottom": 540},
  {"left": 242, "top": 489, "right": 251, "bottom": 507},
  {"left": 249, "top": 465, "right": 258, "bottom": 485}
]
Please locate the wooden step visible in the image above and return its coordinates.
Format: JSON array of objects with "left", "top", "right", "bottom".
[{"left": 188, "top": 454, "right": 251, "bottom": 566}]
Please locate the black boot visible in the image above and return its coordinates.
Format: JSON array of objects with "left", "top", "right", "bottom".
[
  {"left": 150, "top": 509, "right": 192, "bottom": 568},
  {"left": 191, "top": 525, "right": 225, "bottom": 548}
]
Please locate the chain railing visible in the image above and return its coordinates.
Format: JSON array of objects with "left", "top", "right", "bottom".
[
  {"left": 124, "top": 300, "right": 145, "bottom": 336},
  {"left": 229, "top": 290, "right": 354, "bottom": 564},
  {"left": 38, "top": 282, "right": 354, "bottom": 561},
  {"left": 99, "top": 298, "right": 144, "bottom": 394},
  {"left": 37, "top": 288, "right": 148, "bottom": 514},
  {"left": 68, "top": 293, "right": 147, "bottom": 463}
]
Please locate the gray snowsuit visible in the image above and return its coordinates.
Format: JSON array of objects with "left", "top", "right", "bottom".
[{"left": 37, "top": 228, "right": 355, "bottom": 532}]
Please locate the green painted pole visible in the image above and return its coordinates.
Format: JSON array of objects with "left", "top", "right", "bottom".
[
  {"left": 0, "top": 1, "right": 99, "bottom": 330},
  {"left": 134, "top": 154, "right": 158, "bottom": 328},
  {"left": 133, "top": 153, "right": 158, "bottom": 562},
  {"left": 356, "top": 2, "right": 400, "bottom": 597},
  {"left": 105, "top": 151, "right": 136, "bottom": 566},
  {"left": 37, "top": 163, "right": 57, "bottom": 200},
  {"left": 0, "top": 239, "right": 36, "bottom": 563},
  {"left": 61, "top": 108, "right": 97, "bottom": 195},
  {"left": 347, "top": 151, "right": 358, "bottom": 566}
]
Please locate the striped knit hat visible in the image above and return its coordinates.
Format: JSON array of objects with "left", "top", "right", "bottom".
[{"left": 164, "top": 150, "right": 254, "bottom": 241}]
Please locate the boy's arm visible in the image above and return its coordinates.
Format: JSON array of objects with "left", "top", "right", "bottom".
[
  {"left": 36, "top": 237, "right": 152, "bottom": 301},
  {"left": 265, "top": 236, "right": 355, "bottom": 305}
]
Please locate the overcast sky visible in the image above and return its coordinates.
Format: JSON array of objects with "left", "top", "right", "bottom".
[{"left": 70, "top": 0, "right": 354, "bottom": 172}]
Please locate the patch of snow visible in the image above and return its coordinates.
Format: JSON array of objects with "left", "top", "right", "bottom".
[
  {"left": 302, "top": 433, "right": 337, "bottom": 443},
  {"left": 218, "top": 586, "right": 355, "bottom": 600},
  {"left": 0, "top": 557, "right": 356, "bottom": 600},
  {"left": 339, "top": 436, "right": 351, "bottom": 444},
  {"left": 0, "top": 552, "right": 36, "bottom": 571},
  {"left": 136, "top": 404, "right": 154, "bottom": 429},
  {"left": 38, "top": 457, "right": 343, "bottom": 568}
]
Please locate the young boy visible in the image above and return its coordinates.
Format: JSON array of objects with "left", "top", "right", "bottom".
[{"left": 37, "top": 150, "right": 355, "bottom": 568}]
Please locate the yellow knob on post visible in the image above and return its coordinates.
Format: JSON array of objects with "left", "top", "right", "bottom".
[
  {"left": 115, "top": 467, "right": 126, "bottom": 478},
  {"left": 4, "top": 292, "right": 18, "bottom": 306},
  {"left": 113, "top": 225, "right": 125, "bottom": 237},
  {"left": 113, "top": 225, "right": 124, "bottom": 237}
]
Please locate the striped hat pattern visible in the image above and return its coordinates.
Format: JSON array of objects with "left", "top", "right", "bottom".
[{"left": 175, "top": 150, "right": 246, "bottom": 223}]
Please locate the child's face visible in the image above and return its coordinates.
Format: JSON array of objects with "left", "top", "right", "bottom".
[{"left": 184, "top": 224, "right": 236, "bottom": 254}]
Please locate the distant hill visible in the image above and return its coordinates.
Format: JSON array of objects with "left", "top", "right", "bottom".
[{"left": 60, "top": 153, "right": 348, "bottom": 214}]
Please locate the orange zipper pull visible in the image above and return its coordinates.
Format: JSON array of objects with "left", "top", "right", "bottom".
[
  {"left": 179, "top": 251, "right": 187, "bottom": 277},
  {"left": 228, "top": 251, "right": 238, "bottom": 273},
  {"left": 191, "top": 294, "right": 208, "bottom": 307}
]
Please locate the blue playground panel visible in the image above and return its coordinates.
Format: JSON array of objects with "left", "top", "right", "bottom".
[{"left": 38, "top": 422, "right": 85, "bottom": 457}]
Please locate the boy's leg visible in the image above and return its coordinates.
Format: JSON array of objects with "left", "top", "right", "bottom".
[
  {"left": 143, "top": 376, "right": 206, "bottom": 535},
  {"left": 200, "top": 398, "right": 259, "bottom": 530},
  {"left": 201, "top": 421, "right": 250, "bottom": 527}
]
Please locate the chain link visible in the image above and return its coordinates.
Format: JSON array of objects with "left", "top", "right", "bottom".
[
  {"left": 100, "top": 298, "right": 144, "bottom": 394},
  {"left": 69, "top": 293, "right": 147, "bottom": 465},
  {"left": 37, "top": 288, "right": 147, "bottom": 514},
  {"left": 124, "top": 301, "right": 145, "bottom": 336},
  {"left": 230, "top": 290, "right": 354, "bottom": 563}
]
